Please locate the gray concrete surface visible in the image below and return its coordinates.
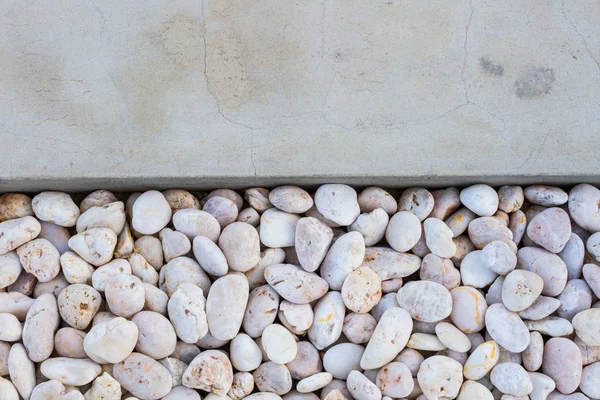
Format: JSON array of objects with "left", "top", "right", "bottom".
[{"left": 1, "top": 0, "right": 599, "bottom": 191}]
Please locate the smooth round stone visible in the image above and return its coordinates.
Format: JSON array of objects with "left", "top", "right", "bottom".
[
  {"left": 527, "top": 371, "right": 556, "bottom": 400},
  {"left": 587, "top": 232, "right": 600, "bottom": 261},
  {"left": 460, "top": 185, "right": 499, "bottom": 217},
  {"left": 481, "top": 240, "right": 517, "bottom": 275},
  {"left": 502, "top": 270, "right": 544, "bottom": 312},
  {"left": 485, "top": 304, "right": 530, "bottom": 353},
  {"left": 266, "top": 264, "right": 328, "bottom": 305},
  {"left": 160, "top": 228, "right": 191, "bottom": 263},
  {"left": 162, "top": 189, "right": 200, "bottom": 212},
  {"left": 320, "top": 232, "right": 365, "bottom": 290},
  {"left": 568, "top": 184, "right": 600, "bottom": 232},
  {"left": 129, "top": 253, "right": 158, "bottom": 285},
  {"left": 347, "top": 370, "right": 382, "bottom": 400},
  {"left": 0, "top": 193, "right": 33, "bottom": 221},
  {"left": 525, "top": 185, "right": 568, "bottom": 206},
  {"left": 395, "top": 349, "right": 425, "bottom": 378},
  {"left": 445, "top": 207, "right": 477, "bottom": 238},
  {"left": 375, "top": 362, "right": 413, "bottom": 398},
  {"left": 262, "top": 324, "right": 297, "bottom": 364},
  {"left": 243, "top": 285, "right": 280, "bottom": 338},
  {"left": 490, "top": 363, "right": 533, "bottom": 396},
  {"left": 159, "top": 257, "right": 211, "bottom": 297},
  {"left": 523, "top": 332, "right": 544, "bottom": 372},
  {"left": 398, "top": 188, "right": 435, "bottom": 221},
  {"left": 580, "top": 362, "right": 600, "bottom": 399},
  {"left": 130, "top": 190, "right": 171, "bottom": 235},
  {"left": 0, "top": 376, "right": 19, "bottom": 400},
  {"left": 457, "top": 380, "right": 493, "bottom": 400},
  {"left": 435, "top": 322, "right": 471, "bottom": 352},
  {"left": 397, "top": 281, "right": 452, "bottom": 323},
  {"left": 244, "top": 188, "right": 272, "bottom": 213},
  {"left": 323, "top": 343, "right": 364, "bottom": 380},
  {"left": 542, "top": 338, "right": 582, "bottom": 394},
  {"left": 286, "top": 341, "right": 322, "bottom": 380},
  {"left": 172, "top": 209, "right": 221, "bottom": 242},
  {"left": 468, "top": 217, "right": 514, "bottom": 249},
  {"left": 237, "top": 207, "right": 260, "bottom": 226},
  {"left": 269, "top": 186, "right": 314, "bottom": 214},
  {"left": 80, "top": 190, "right": 118, "bottom": 212},
  {"left": 219, "top": 222, "right": 261, "bottom": 272},
  {"left": 41, "top": 358, "right": 101, "bottom": 386},
  {"left": 229, "top": 372, "right": 255, "bottom": 400},
  {"left": 68, "top": 228, "right": 117, "bottom": 267},
  {"left": 91, "top": 259, "right": 131, "bottom": 292},
  {"left": 231, "top": 333, "right": 262, "bottom": 372},
  {"left": 17, "top": 238, "right": 60, "bottom": 283},
  {"left": 32, "top": 192, "right": 80, "bottom": 227},
  {"left": 192, "top": 236, "right": 228, "bottom": 277},
  {"left": 407, "top": 333, "right": 447, "bottom": 351},
  {"left": 76, "top": 201, "right": 126, "bottom": 235},
  {"left": 314, "top": 184, "right": 360, "bottom": 226},
  {"left": 385, "top": 211, "right": 422, "bottom": 253},
  {"left": 308, "top": 292, "right": 345, "bottom": 350},
  {"left": 60, "top": 252, "right": 94, "bottom": 284},
  {"left": 0, "top": 216, "right": 41, "bottom": 255},
  {"left": 0, "top": 291, "right": 35, "bottom": 321},
  {"left": 509, "top": 210, "right": 527, "bottom": 245},
  {"left": 297, "top": 372, "right": 333, "bottom": 393},
  {"left": 583, "top": 263, "right": 600, "bottom": 298},
  {"left": 203, "top": 196, "right": 238, "bottom": 228},
  {"left": 363, "top": 247, "right": 421, "bottom": 280},
  {"left": 132, "top": 311, "right": 176, "bottom": 359},
  {"left": 557, "top": 279, "right": 592, "bottom": 319},
  {"left": 358, "top": 187, "right": 398, "bottom": 215},
  {"left": 423, "top": 218, "right": 456, "bottom": 258},
  {"left": 460, "top": 250, "right": 498, "bottom": 288},
  {"left": 105, "top": 273, "right": 145, "bottom": 318},
  {"left": 349, "top": 208, "right": 388, "bottom": 247},
  {"left": 114, "top": 353, "right": 173, "bottom": 399},
  {"left": 38, "top": 221, "right": 70, "bottom": 255},
  {"left": 525, "top": 317, "right": 574, "bottom": 337},
  {"left": 498, "top": 186, "right": 525, "bottom": 213},
  {"left": 417, "top": 356, "right": 463, "bottom": 400},
  {"left": 202, "top": 189, "right": 243, "bottom": 211},
  {"left": 343, "top": 313, "right": 377, "bottom": 344},
  {"left": 23, "top": 294, "right": 59, "bottom": 362},
  {"left": 0, "top": 313, "right": 22, "bottom": 341},
  {"left": 463, "top": 341, "right": 500, "bottom": 380},
  {"left": 253, "top": 361, "right": 292, "bottom": 395},
  {"left": 57, "top": 284, "right": 101, "bottom": 329},
  {"left": 84, "top": 317, "right": 139, "bottom": 363},
  {"left": 0, "top": 251, "right": 23, "bottom": 289},
  {"left": 360, "top": 307, "right": 413, "bottom": 369},
  {"left": 279, "top": 301, "right": 313, "bottom": 335},
  {"left": 8, "top": 343, "right": 35, "bottom": 399},
  {"left": 133, "top": 236, "right": 162, "bottom": 270},
  {"left": 517, "top": 247, "right": 568, "bottom": 296},
  {"left": 419, "top": 254, "right": 460, "bottom": 290},
  {"left": 54, "top": 328, "right": 86, "bottom": 359},
  {"left": 430, "top": 187, "right": 461, "bottom": 220},
  {"left": 572, "top": 309, "right": 600, "bottom": 346},
  {"left": 295, "top": 217, "right": 333, "bottom": 272},
  {"left": 206, "top": 274, "right": 249, "bottom": 341},
  {"left": 341, "top": 266, "right": 382, "bottom": 313},
  {"left": 527, "top": 208, "right": 572, "bottom": 253},
  {"left": 260, "top": 208, "right": 300, "bottom": 248},
  {"left": 30, "top": 380, "right": 85, "bottom": 400}
]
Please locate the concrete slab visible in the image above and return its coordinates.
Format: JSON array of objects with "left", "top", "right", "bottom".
[{"left": 1, "top": 0, "right": 599, "bottom": 191}]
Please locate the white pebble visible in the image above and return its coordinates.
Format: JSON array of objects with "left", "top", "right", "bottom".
[
  {"left": 32, "top": 192, "right": 80, "bottom": 227},
  {"left": 385, "top": 211, "right": 422, "bottom": 253},
  {"left": 314, "top": 184, "right": 360, "bottom": 226}
]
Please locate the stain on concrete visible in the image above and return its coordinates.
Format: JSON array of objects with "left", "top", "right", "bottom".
[
  {"left": 480, "top": 57, "right": 504, "bottom": 76},
  {"left": 514, "top": 67, "right": 556, "bottom": 99}
]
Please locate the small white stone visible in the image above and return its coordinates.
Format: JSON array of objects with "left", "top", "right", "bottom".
[
  {"left": 457, "top": 380, "right": 493, "bottom": 400},
  {"left": 341, "top": 266, "right": 382, "bottom": 314},
  {"left": 385, "top": 211, "right": 422, "bottom": 253},
  {"left": 445, "top": 207, "right": 477, "bottom": 238},
  {"left": 0, "top": 251, "right": 23, "bottom": 289},
  {"left": 60, "top": 251, "right": 94, "bottom": 284},
  {"left": 114, "top": 352, "right": 173, "bottom": 399},
  {"left": 498, "top": 186, "right": 525, "bottom": 213},
  {"left": 517, "top": 247, "right": 568, "bottom": 296},
  {"left": 237, "top": 207, "right": 260, "bottom": 226},
  {"left": 41, "top": 358, "right": 102, "bottom": 386},
  {"left": 314, "top": 184, "right": 360, "bottom": 226},
  {"left": 172, "top": 208, "right": 221, "bottom": 242},
  {"left": 182, "top": 351, "right": 233, "bottom": 395},
  {"left": 279, "top": 301, "right": 313, "bottom": 335},
  {"left": 527, "top": 208, "right": 572, "bottom": 253},
  {"left": 343, "top": 313, "right": 377, "bottom": 344},
  {"left": 580, "top": 362, "right": 600, "bottom": 399},
  {"left": 557, "top": 279, "right": 592, "bottom": 319},
  {"left": 104, "top": 273, "right": 145, "bottom": 318},
  {"left": 407, "top": 333, "right": 447, "bottom": 351},
  {"left": 22, "top": 293, "right": 59, "bottom": 362},
  {"left": 58, "top": 284, "right": 102, "bottom": 329},
  {"left": 76, "top": 201, "right": 126, "bottom": 235},
  {"left": 543, "top": 338, "right": 582, "bottom": 395},
  {"left": 468, "top": 217, "right": 514, "bottom": 249},
  {"left": 525, "top": 316, "right": 573, "bottom": 337},
  {"left": 435, "top": 322, "right": 471, "bottom": 352},
  {"left": 262, "top": 324, "right": 298, "bottom": 364},
  {"left": 160, "top": 228, "right": 191, "bottom": 263},
  {"left": 91, "top": 259, "right": 131, "bottom": 292},
  {"left": 266, "top": 264, "right": 329, "bottom": 305},
  {"left": 132, "top": 311, "right": 177, "bottom": 360},
  {"left": 32, "top": 192, "right": 80, "bottom": 227},
  {"left": 269, "top": 186, "right": 314, "bottom": 214},
  {"left": 206, "top": 274, "right": 249, "bottom": 341},
  {"left": 430, "top": 187, "right": 461, "bottom": 220},
  {"left": 527, "top": 372, "right": 556, "bottom": 400},
  {"left": 38, "top": 221, "right": 70, "bottom": 255},
  {"left": 460, "top": 250, "right": 498, "bottom": 288},
  {"left": 131, "top": 190, "right": 171, "bottom": 235},
  {"left": 423, "top": 218, "right": 457, "bottom": 258},
  {"left": 362, "top": 247, "right": 421, "bottom": 280},
  {"left": 398, "top": 188, "right": 435, "bottom": 221},
  {"left": 308, "top": 292, "right": 345, "bottom": 350},
  {"left": 286, "top": 341, "right": 322, "bottom": 380},
  {"left": 253, "top": 361, "right": 292, "bottom": 395},
  {"left": 522, "top": 331, "right": 544, "bottom": 372},
  {"left": 460, "top": 184, "right": 499, "bottom": 217},
  {"left": 203, "top": 196, "right": 239, "bottom": 228},
  {"left": 348, "top": 208, "right": 388, "bottom": 247},
  {"left": 361, "top": 307, "right": 413, "bottom": 369},
  {"left": 463, "top": 341, "right": 499, "bottom": 380},
  {"left": 481, "top": 240, "right": 517, "bottom": 275},
  {"left": 417, "top": 356, "right": 463, "bottom": 400},
  {"left": 68, "top": 228, "right": 117, "bottom": 267},
  {"left": 297, "top": 372, "right": 333, "bottom": 393},
  {"left": 0, "top": 291, "right": 35, "bottom": 321},
  {"left": 0, "top": 313, "right": 22, "bottom": 342},
  {"left": 260, "top": 208, "right": 300, "bottom": 248},
  {"left": 485, "top": 304, "right": 530, "bottom": 353},
  {"left": 219, "top": 222, "right": 261, "bottom": 272},
  {"left": 490, "top": 363, "right": 533, "bottom": 397},
  {"left": 295, "top": 217, "right": 333, "bottom": 272},
  {"left": 129, "top": 253, "right": 158, "bottom": 285},
  {"left": 572, "top": 308, "right": 600, "bottom": 346},
  {"left": 502, "top": 270, "right": 544, "bottom": 312},
  {"left": 17, "top": 238, "right": 60, "bottom": 282},
  {"left": 323, "top": 343, "right": 364, "bottom": 380},
  {"left": 397, "top": 281, "right": 452, "bottom": 323},
  {"left": 84, "top": 317, "right": 138, "bottom": 364},
  {"left": 192, "top": 235, "right": 228, "bottom": 276},
  {"left": 230, "top": 333, "right": 262, "bottom": 372},
  {"left": 509, "top": 210, "right": 527, "bottom": 246},
  {"left": 375, "top": 361, "right": 413, "bottom": 398},
  {"left": 568, "top": 184, "right": 600, "bottom": 232},
  {"left": 525, "top": 185, "right": 569, "bottom": 206},
  {"left": 419, "top": 253, "right": 460, "bottom": 290},
  {"left": 167, "top": 283, "right": 208, "bottom": 344},
  {"left": 159, "top": 256, "right": 211, "bottom": 297},
  {"left": 244, "top": 188, "right": 272, "bottom": 213},
  {"left": 0, "top": 216, "right": 41, "bottom": 256},
  {"left": 358, "top": 187, "right": 398, "bottom": 216},
  {"left": 347, "top": 370, "right": 382, "bottom": 400}
]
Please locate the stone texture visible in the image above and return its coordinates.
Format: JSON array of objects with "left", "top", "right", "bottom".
[{"left": 0, "top": 0, "right": 599, "bottom": 191}]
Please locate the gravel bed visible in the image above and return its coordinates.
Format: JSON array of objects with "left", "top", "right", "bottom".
[{"left": 0, "top": 184, "right": 599, "bottom": 400}]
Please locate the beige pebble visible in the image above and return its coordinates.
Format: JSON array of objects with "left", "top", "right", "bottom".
[
  {"left": 68, "top": 228, "right": 117, "bottom": 267},
  {"left": 341, "top": 266, "right": 382, "bottom": 314},
  {"left": 131, "top": 191, "right": 171, "bottom": 235},
  {"left": 430, "top": 187, "right": 461, "bottom": 220},
  {"left": 269, "top": 186, "right": 314, "bottom": 214},
  {"left": 498, "top": 186, "right": 524, "bottom": 213},
  {"left": 420, "top": 253, "right": 460, "bottom": 290},
  {"left": 253, "top": 361, "right": 292, "bottom": 395},
  {"left": 172, "top": 209, "right": 221, "bottom": 242},
  {"left": 361, "top": 307, "right": 413, "bottom": 370},
  {"left": 168, "top": 283, "right": 209, "bottom": 344},
  {"left": 397, "top": 281, "right": 452, "bottom": 323},
  {"left": 23, "top": 293, "right": 59, "bottom": 362},
  {"left": 423, "top": 218, "right": 457, "bottom": 258},
  {"left": 80, "top": 190, "right": 118, "bottom": 213},
  {"left": 113, "top": 222, "right": 134, "bottom": 259},
  {"left": 286, "top": 341, "right": 323, "bottom": 380},
  {"left": 568, "top": 184, "right": 600, "bottom": 232},
  {"left": 542, "top": 338, "right": 582, "bottom": 394},
  {"left": 407, "top": 333, "right": 447, "bottom": 351},
  {"left": 485, "top": 304, "right": 530, "bottom": 353},
  {"left": 509, "top": 210, "right": 527, "bottom": 246},
  {"left": 243, "top": 285, "right": 280, "bottom": 338},
  {"left": 84, "top": 317, "right": 138, "bottom": 363},
  {"left": 159, "top": 256, "right": 211, "bottom": 297},
  {"left": 398, "top": 188, "right": 435, "bottom": 222},
  {"left": 162, "top": 189, "right": 200, "bottom": 212},
  {"left": 417, "top": 355, "right": 463, "bottom": 400},
  {"left": 490, "top": 362, "right": 533, "bottom": 397},
  {"left": 219, "top": 222, "right": 261, "bottom": 272},
  {"left": 314, "top": 184, "right": 360, "bottom": 226},
  {"left": 0, "top": 376, "right": 19, "bottom": 400},
  {"left": 41, "top": 358, "right": 101, "bottom": 386},
  {"left": 349, "top": 208, "right": 388, "bottom": 247},
  {"left": 502, "top": 270, "right": 544, "bottom": 312},
  {"left": 60, "top": 252, "right": 95, "bottom": 284},
  {"left": 237, "top": 207, "right": 261, "bottom": 226},
  {"left": 91, "top": 259, "right": 131, "bottom": 292},
  {"left": 105, "top": 273, "right": 145, "bottom": 318},
  {"left": 228, "top": 372, "right": 255, "bottom": 400},
  {"left": 262, "top": 324, "right": 298, "bottom": 365},
  {"left": 58, "top": 284, "right": 102, "bottom": 329},
  {"left": 0, "top": 313, "right": 22, "bottom": 342},
  {"left": 0, "top": 193, "right": 34, "bottom": 222},
  {"left": 84, "top": 372, "right": 122, "bottom": 400},
  {"left": 522, "top": 331, "right": 544, "bottom": 372},
  {"left": 17, "top": 238, "right": 60, "bottom": 283},
  {"left": 202, "top": 189, "right": 243, "bottom": 212},
  {"left": 76, "top": 201, "right": 125, "bottom": 236},
  {"left": 517, "top": 247, "right": 568, "bottom": 296},
  {"left": 260, "top": 208, "right": 300, "bottom": 248},
  {"left": 54, "top": 327, "right": 87, "bottom": 359},
  {"left": 457, "top": 380, "right": 493, "bottom": 400},
  {"left": 0, "top": 251, "right": 23, "bottom": 289},
  {"left": 113, "top": 353, "right": 173, "bottom": 400},
  {"left": 343, "top": 312, "right": 377, "bottom": 344},
  {"left": 244, "top": 188, "right": 272, "bottom": 213},
  {"left": 358, "top": 187, "right": 398, "bottom": 216},
  {"left": 32, "top": 192, "right": 80, "bottom": 227},
  {"left": 0, "top": 216, "right": 41, "bottom": 256},
  {"left": 279, "top": 301, "right": 313, "bottom": 335},
  {"left": 525, "top": 185, "right": 568, "bottom": 206},
  {"left": 129, "top": 253, "right": 158, "bottom": 285},
  {"left": 183, "top": 350, "right": 233, "bottom": 395},
  {"left": 481, "top": 240, "right": 517, "bottom": 275},
  {"left": 245, "top": 248, "right": 286, "bottom": 290},
  {"left": 206, "top": 274, "right": 249, "bottom": 340},
  {"left": 460, "top": 184, "right": 499, "bottom": 217},
  {"left": 266, "top": 264, "right": 328, "bottom": 305},
  {"left": 445, "top": 207, "right": 477, "bottom": 238},
  {"left": 518, "top": 295, "right": 561, "bottom": 321},
  {"left": 435, "top": 322, "right": 471, "bottom": 352},
  {"left": 158, "top": 357, "right": 187, "bottom": 387},
  {"left": 192, "top": 235, "right": 228, "bottom": 276},
  {"left": 386, "top": 211, "right": 422, "bottom": 253},
  {"left": 0, "top": 291, "right": 35, "bottom": 321},
  {"left": 572, "top": 308, "right": 600, "bottom": 346},
  {"left": 463, "top": 341, "right": 499, "bottom": 380},
  {"left": 38, "top": 221, "right": 71, "bottom": 255},
  {"left": 347, "top": 370, "right": 382, "bottom": 400},
  {"left": 468, "top": 217, "right": 514, "bottom": 249},
  {"left": 323, "top": 343, "right": 364, "bottom": 380},
  {"left": 132, "top": 311, "right": 177, "bottom": 359},
  {"left": 527, "top": 207, "right": 572, "bottom": 253},
  {"left": 204, "top": 196, "right": 239, "bottom": 228}
]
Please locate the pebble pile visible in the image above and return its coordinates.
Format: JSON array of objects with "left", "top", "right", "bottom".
[{"left": 0, "top": 184, "right": 599, "bottom": 399}]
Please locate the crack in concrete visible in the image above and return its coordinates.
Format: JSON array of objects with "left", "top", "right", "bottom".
[
  {"left": 461, "top": 0, "right": 474, "bottom": 103},
  {"left": 90, "top": 0, "right": 105, "bottom": 35},
  {"left": 560, "top": 0, "right": 600, "bottom": 74}
]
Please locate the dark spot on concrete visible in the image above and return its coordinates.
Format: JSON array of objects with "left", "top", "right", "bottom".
[
  {"left": 480, "top": 57, "right": 504, "bottom": 76},
  {"left": 514, "top": 67, "right": 556, "bottom": 99}
]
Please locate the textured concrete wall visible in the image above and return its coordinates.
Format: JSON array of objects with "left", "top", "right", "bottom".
[{"left": 0, "top": 0, "right": 599, "bottom": 191}]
